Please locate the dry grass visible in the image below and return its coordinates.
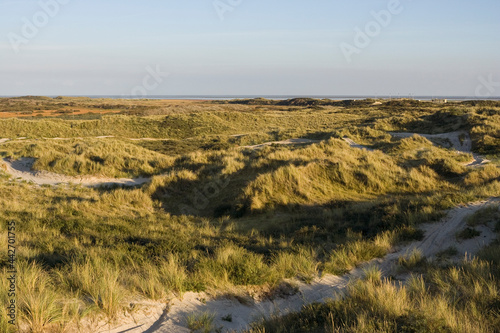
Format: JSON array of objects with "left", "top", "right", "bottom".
[
  {"left": 0, "top": 138, "right": 175, "bottom": 178},
  {"left": 17, "top": 262, "right": 63, "bottom": 333},
  {"left": 249, "top": 258, "right": 499, "bottom": 333},
  {"left": 0, "top": 98, "right": 499, "bottom": 331}
]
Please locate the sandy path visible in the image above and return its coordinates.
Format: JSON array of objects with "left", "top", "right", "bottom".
[
  {"left": 242, "top": 138, "right": 319, "bottom": 150},
  {"left": 0, "top": 157, "right": 150, "bottom": 187},
  {"left": 342, "top": 137, "right": 373, "bottom": 150},
  {"left": 0, "top": 137, "right": 160, "bottom": 187},
  {"left": 102, "top": 198, "right": 499, "bottom": 333},
  {"left": 408, "top": 199, "right": 499, "bottom": 259},
  {"left": 0, "top": 136, "right": 321, "bottom": 187},
  {"left": 390, "top": 131, "right": 490, "bottom": 166}
]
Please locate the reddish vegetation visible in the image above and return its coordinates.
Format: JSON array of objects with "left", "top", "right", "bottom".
[{"left": 0, "top": 109, "right": 123, "bottom": 118}]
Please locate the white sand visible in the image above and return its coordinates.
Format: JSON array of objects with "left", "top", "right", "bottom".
[
  {"left": 242, "top": 138, "right": 319, "bottom": 150},
  {"left": 1, "top": 157, "right": 150, "bottom": 187},
  {"left": 101, "top": 199, "right": 499, "bottom": 333},
  {"left": 342, "top": 137, "right": 373, "bottom": 150},
  {"left": 407, "top": 199, "right": 499, "bottom": 260},
  {"left": 0, "top": 135, "right": 497, "bottom": 331},
  {"left": 389, "top": 131, "right": 490, "bottom": 166}
]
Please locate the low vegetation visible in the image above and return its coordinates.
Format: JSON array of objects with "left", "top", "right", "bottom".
[
  {"left": 0, "top": 97, "right": 499, "bottom": 332},
  {"left": 248, "top": 258, "right": 500, "bottom": 333},
  {"left": 186, "top": 311, "right": 216, "bottom": 333},
  {"left": 250, "top": 203, "right": 500, "bottom": 333},
  {"left": 0, "top": 138, "right": 175, "bottom": 177}
]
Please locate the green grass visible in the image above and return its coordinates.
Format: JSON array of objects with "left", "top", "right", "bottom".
[
  {"left": 17, "top": 262, "right": 64, "bottom": 333},
  {"left": 466, "top": 204, "right": 500, "bottom": 227},
  {"left": 248, "top": 258, "right": 500, "bottom": 333},
  {"left": 0, "top": 268, "right": 18, "bottom": 333},
  {"left": 186, "top": 311, "right": 216, "bottom": 333},
  {"left": 1, "top": 97, "right": 500, "bottom": 331},
  {"left": 323, "top": 231, "right": 395, "bottom": 275},
  {"left": 0, "top": 138, "right": 175, "bottom": 178},
  {"left": 435, "top": 247, "right": 459, "bottom": 261},
  {"left": 457, "top": 227, "right": 481, "bottom": 240},
  {"left": 398, "top": 248, "right": 427, "bottom": 271}
]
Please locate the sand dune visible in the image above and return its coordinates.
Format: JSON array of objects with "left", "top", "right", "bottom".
[
  {"left": 102, "top": 199, "right": 499, "bottom": 333},
  {"left": 0, "top": 132, "right": 490, "bottom": 188}
]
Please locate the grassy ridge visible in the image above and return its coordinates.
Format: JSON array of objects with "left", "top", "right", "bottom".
[
  {"left": 1, "top": 97, "right": 499, "bottom": 158},
  {"left": 250, "top": 239, "right": 500, "bottom": 333},
  {"left": 249, "top": 260, "right": 500, "bottom": 332},
  {"left": 0, "top": 138, "right": 175, "bottom": 178},
  {"left": 0, "top": 98, "right": 500, "bottom": 332},
  {"left": 145, "top": 136, "right": 469, "bottom": 218},
  {"left": 0, "top": 111, "right": 355, "bottom": 140}
]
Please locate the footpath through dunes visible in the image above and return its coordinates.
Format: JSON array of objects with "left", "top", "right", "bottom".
[
  {"left": 102, "top": 199, "right": 500, "bottom": 333},
  {"left": 0, "top": 157, "right": 151, "bottom": 187},
  {"left": 0, "top": 136, "right": 166, "bottom": 187},
  {"left": 0, "top": 130, "right": 492, "bottom": 187},
  {"left": 241, "top": 138, "right": 319, "bottom": 150},
  {"left": 0, "top": 136, "right": 322, "bottom": 187},
  {"left": 389, "top": 131, "right": 490, "bottom": 166}
]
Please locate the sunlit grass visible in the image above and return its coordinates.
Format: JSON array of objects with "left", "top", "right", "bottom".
[{"left": 0, "top": 98, "right": 499, "bottom": 331}]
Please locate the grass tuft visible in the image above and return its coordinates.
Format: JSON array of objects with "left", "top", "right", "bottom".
[{"left": 186, "top": 311, "right": 216, "bottom": 333}]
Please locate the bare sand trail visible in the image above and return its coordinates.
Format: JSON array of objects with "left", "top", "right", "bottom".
[
  {"left": 242, "top": 138, "right": 319, "bottom": 150},
  {"left": 1, "top": 157, "right": 150, "bottom": 187},
  {"left": 0, "top": 136, "right": 167, "bottom": 187},
  {"left": 99, "top": 199, "right": 499, "bottom": 333},
  {"left": 0, "top": 131, "right": 491, "bottom": 187},
  {"left": 409, "top": 199, "right": 499, "bottom": 259},
  {"left": 389, "top": 131, "right": 490, "bottom": 166},
  {"left": 0, "top": 136, "right": 321, "bottom": 187},
  {"left": 0, "top": 135, "right": 497, "bottom": 331}
]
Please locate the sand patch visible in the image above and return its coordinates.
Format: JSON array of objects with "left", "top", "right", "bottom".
[
  {"left": 1, "top": 157, "right": 150, "bottom": 187},
  {"left": 102, "top": 198, "right": 499, "bottom": 333},
  {"left": 390, "top": 131, "right": 490, "bottom": 166},
  {"left": 242, "top": 138, "right": 319, "bottom": 150}
]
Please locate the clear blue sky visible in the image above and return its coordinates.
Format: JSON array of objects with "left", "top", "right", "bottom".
[{"left": 1, "top": 0, "right": 499, "bottom": 96}]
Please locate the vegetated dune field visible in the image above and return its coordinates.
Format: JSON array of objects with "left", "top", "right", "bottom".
[{"left": 1, "top": 96, "right": 500, "bottom": 333}]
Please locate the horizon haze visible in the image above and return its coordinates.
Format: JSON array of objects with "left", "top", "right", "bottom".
[{"left": 1, "top": 0, "right": 499, "bottom": 97}]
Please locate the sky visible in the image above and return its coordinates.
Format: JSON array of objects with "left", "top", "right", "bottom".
[{"left": 0, "top": 0, "right": 499, "bottom": 97}]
